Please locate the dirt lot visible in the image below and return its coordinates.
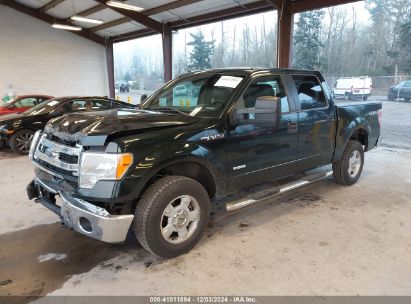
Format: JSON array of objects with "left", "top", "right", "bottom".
[{"left": 0, "top": 100, "right": 410, "bottom": 300}]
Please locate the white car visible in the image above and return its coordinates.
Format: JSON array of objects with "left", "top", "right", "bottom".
[{"left": 333, "top": 77, "right": 372, "bottom": 100}]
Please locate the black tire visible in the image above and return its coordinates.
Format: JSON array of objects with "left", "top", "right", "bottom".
[
  {"left": 134, "top": 176, "right": 210, "bottom": 258},
  {"left": 9, "top": 129, "right": 35, "bottom": 155},
  {"left": 333, "top": 140, "right": 364, "bottom": 186}
]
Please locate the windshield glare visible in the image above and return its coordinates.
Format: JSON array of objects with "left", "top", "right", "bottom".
[
  {"left": 142, "top": 73, "right": 245, "bottom": 117},
  {"left": 24, "top": 99, "right": 61, "bottom": 116}
]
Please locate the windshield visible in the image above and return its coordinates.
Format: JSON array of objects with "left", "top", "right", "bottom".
[
  {"left": 24, "top": 99, "right": 62, "bottom": 116},
  {"left": 142, "top": 73, "right": 246, "bottom": 117}
]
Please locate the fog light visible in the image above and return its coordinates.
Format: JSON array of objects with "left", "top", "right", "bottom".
[{"left": 78, "top": 217, "right": 92, "bottom": 233}]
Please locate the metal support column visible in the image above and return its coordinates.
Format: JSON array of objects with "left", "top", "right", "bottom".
[
  {"left": 162, "top": 23, "right": 173, "bottom": 82},
  {"left": 277, "top": 1, "right": 294, "bottom": 68},
  {"left": 105, "top": 39, "right": 115, "bottom": 98}
]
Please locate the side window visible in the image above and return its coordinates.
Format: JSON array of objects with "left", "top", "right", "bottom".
[
  {"left": 404, "top": 81, "right": 411, "bottom": 88},
  {"left": 92, "top": 99, "right": 112, "bottom": 110},
  {"left": 14, "top": 97, "right": 37, "bottom": 108},
  {"left": 37, "top": 97, "right": 48, "bottom": 104},
  {"left": 292, "top": 75, "right": 327, "bottom": 110},
  {"left": 239, "top": 75, "right": 290, "bottom": 113},
  {"left": 57, "top": 99, "right": 88, "bottom": 113}
]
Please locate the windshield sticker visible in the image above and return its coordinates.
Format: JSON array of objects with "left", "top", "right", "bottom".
[{"left": 214, "top": 76, "right": 243, "bottom": 88}]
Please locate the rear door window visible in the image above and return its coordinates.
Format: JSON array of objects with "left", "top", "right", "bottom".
[
  {"left": 57, "top": 99, "right": 89, "bottom": 113},
  {"left": 13, "top": 97, "right": 37, "bottom": 108},
  {"left": 92, "top": 99, "right": 112, "bottom": 110},
  {"left": 292, "top": 75, "right": 327, "bottom": 110}
]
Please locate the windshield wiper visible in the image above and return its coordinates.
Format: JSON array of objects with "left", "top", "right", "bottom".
[{"left": 145, "top": 107, "right": 190, "bottom": 116}]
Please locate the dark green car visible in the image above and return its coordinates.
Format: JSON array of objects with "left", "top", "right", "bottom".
[{"left": 27, "top": 68, "right": 382, "bottom": 258}]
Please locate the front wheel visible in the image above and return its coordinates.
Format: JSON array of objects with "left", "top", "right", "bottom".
[
  {"left": 9, "top": 129, "right": 35, "bottom": 155},
  {"left": 134, "top": 176, "right": 210, "bottom": 258},
  {"left": 333, "top": 140, "right": 364, "bottom": 186}
]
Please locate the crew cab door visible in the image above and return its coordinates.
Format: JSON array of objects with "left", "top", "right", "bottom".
[
  {"left": 291, "top": 74, "right": 336, "bottom": 169},
  {"left": 225, "top": 74, "right": 299, "bottom": 192}
]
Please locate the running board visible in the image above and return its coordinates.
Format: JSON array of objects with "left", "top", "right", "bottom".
[{"left": 226, "top": 171, "right": 333, "bottom": 212}]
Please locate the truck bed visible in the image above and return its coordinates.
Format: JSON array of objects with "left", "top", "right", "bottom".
[{"left": 333, "top": 100, "right": 382, "bottom": 160}]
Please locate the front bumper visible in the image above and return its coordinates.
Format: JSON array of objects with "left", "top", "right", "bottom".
[
  {"left": 27, "top": 178, "right": 134, "bottom": 243},
  {"left": 0, "top": 132, "right": 9, "bottom": 144}
]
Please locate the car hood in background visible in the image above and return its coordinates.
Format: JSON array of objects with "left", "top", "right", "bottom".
[{"left": 45, "top": 109, "right": 200, "bottom": 146}]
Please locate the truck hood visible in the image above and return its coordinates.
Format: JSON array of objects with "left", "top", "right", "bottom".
[{"left": 45, "top": 108, "right": 199, "bottom": 146}]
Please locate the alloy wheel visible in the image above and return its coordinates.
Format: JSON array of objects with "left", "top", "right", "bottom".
[
  {"left": 160, "top": 195, "right": 200, "bottom": 244},
  {"left": 15, "top": 132, "right": 34, "bottom": 153},
  {"left": 348, "top": 150, "right": 361, "bottom": 178}
]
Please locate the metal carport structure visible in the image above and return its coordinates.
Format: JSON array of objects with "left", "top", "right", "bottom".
[{"left": 1, "top": 0, "right": 362, "bottom": 97}]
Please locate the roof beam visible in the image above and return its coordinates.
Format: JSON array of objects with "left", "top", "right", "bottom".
[
  {"left": 39, "top": 0, "right": 66, "bottom": 13},
  {"left": 64, "top": 0, "right": 128, "bottom": 22},
  {"left": 2, "top": 0, "right": 105, "bottom": 45},
  {"left": 112, "top": 28, "right": 157, "bottom": 43},
  {"left": 89, "top": 0, "right": 202, "bottom": 33},
  {"left": 65, "top": 4, "right": 106, "bottom": 21},
  {"left": 92, "top": 0, "right": 163, "bottom": 33},
  {"left": 90, "top": 16, "right": 129, "bottom": 32},
  {"left": 110, "top": 0, "right": 273, "bottom": 42},
  {"left": 290, "top": 0, "right": 362, "bottom": 13},
  {"left": 169, "top": 1, "right": 273, "bottom": 30},
  {"left": 264, "top": 0, "right": 282, "bottom": 10}
]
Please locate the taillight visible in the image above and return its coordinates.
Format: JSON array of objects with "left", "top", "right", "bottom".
[{"left": 377, "top": 109, "right": 382, "bottom": 125}]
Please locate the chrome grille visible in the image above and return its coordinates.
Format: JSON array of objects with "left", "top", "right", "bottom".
[{"left": 33, "top": 134, "right": 82, "bottom": 178}]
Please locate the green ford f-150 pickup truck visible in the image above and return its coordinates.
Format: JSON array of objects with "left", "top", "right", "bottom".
[{"left": 27, "top": 68, "right": 382, "bottom": 258}]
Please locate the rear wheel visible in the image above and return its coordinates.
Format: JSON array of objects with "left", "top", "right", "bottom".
[
  {"left": 134, "top": 176, "right": 210, "bottom": 258},
  {"left": 9, "top": 129, "right": 34, "bottom": 155},
  {"left": 333, "top": 140, "right": 364, "bottom": 186}
]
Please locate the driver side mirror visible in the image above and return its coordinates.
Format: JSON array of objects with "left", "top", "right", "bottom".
[
  {"left": 232, "top": 96, "right": 280, "bottom": 125},
  {"left": 140, "top": 94, "right": 148, "bottom": 103}
]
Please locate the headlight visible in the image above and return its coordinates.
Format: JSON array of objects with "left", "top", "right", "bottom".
[
  {"left": 0, "top": 124, "right": 13, "bottom": 135},
  {"left": 29, "top": 130, "right": 42, "bottom": 160},
  {"left": 79, "top": 152, "right": 133, "bottom": 189}
]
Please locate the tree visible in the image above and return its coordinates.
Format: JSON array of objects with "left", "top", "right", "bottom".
[
  {"left": 293, "top": 10, "right": 325, "bottom": 70},
  {"left": 187, "top": 31, "right": 215, "bottom": 70},
  {"left": 124, "top": 71, "right": 132, "bottom": 82},
  {"left": 399, "top": 17, "right": 411, "bottom": 74}
]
